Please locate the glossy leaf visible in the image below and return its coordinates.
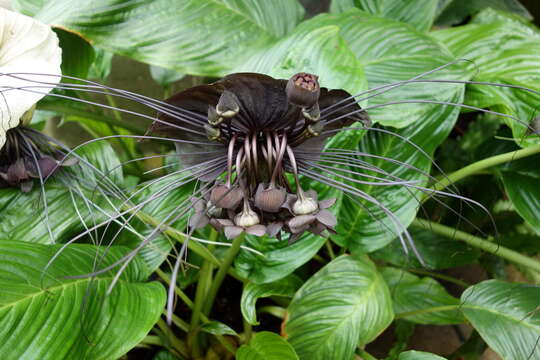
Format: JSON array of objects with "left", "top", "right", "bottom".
[
  {"left": 501, "top": 170, "right": 540, "bottom": 235},
  {"left": 373, "top": 227, "right": 480, "bottom": 269},
  {"left": 0, "top": 241, "right": 165, "bottom": 359},
  {"left": 234, "top": 18, "right": 367, "bottom": 97},
  {"left": 431, "top": 9, "right": 540, "bottom": 147},
  {"left": 21, "top": 0, "right": 304, "bottom": 76},
  {"left": 330, "top": 0, "right": 439, "bottom": 31},
  {"left": 54, "top": 28, "right": 95, "bottom": 79},
  {"left": 436, "top": 0, "right": 531, "bottom": 26},
  {"left": 381, "top": 267, "right": 465, "bottom": 325},
  {"left": 241, "top": 275, "right": 303, "bottom": 325},
  {"left": 332, "top": 83, "right": 463, "bottom": 253},
  {"left": 237, "top": 332, "right": 298, "bottom": 360},
  {"left": 306, "top": 10, "right": 467, "bottom": 128},
  {"left": 235, "top": 232, "right": 326, "bottom": 284},
  {"left": 285, "top": 255, "right": 393, "bottom": 359},
  {"left": 200, "top": 321, "right": 238, "bottom": 336},
  {"left": 461, "top": 280, "right": 540, "bottom": 360},
  {"left": 398, "top": 350, "right": 447, "bottom": 360}
]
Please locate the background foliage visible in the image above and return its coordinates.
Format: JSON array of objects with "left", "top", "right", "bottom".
[{"left": 2, "top": 0, "right": 540, "bottom": 359}]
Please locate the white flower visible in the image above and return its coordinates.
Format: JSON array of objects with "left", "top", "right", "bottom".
[{"left": 0, "top": 8, "right": 61, "bottom": 149}]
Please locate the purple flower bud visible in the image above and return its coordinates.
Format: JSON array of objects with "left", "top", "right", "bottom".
[
  {"left": 254, "top": 184, "right": 286, "bottom": 213},
  {"left": 286, "top": 72, "right": 320, "bottom": 108}
]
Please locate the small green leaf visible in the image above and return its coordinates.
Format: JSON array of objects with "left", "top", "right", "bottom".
[
  {"left": 0, "top": 241, "right": 165, "bottom": 360},
  {"left": 461, "top": 280, "right": 540, "bottom": 360},
  {"left": 285, "top": 255, "right": 393, "bottom": 359},
  {"left": 54, "top": 28, "right": 95, "bottom": 79},
  {"left": 200, "top": 321, "right": 238, "bottom": 337},
  {"left": 501, "top": 170, "right": 540, "bottom": 235},
  {"left": 241, "top": 275, "right": 303, "bottom": 325},
  {"left": 381, "top": 267, "right": 465, "bottom": 325},
  {"left": 398, "top": 350, "right": 447, "bottom": 360},
  {"left": 236, "top": 332, "right": 298, "bottom": 360}
]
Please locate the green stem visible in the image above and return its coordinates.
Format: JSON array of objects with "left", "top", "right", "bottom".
[
  {"left": 156, "top": 269, "right": 236, "bottom": 356},
  {"left": 203, "top": 233, "right": 246, "bottom": 316},
  {"left": 413, "top": 218, "right": 540, "bottom": 273},
  {"left": 394, "top": 305, "right": 461, "bottom": 320},
  {"left": 243, "top": 319, "right": 253, "bottom": 344},
  {"left": 38, "top": 102, "right": 145, "bottom": 135},
  {"left": 189, "top": 231, "right": 218, "bottom": 357},
  {"left": 325, "top": 240, "right": 336, "bottom": 259},
  {"left": 432, "top": 143, "right": 540, "bottom": 192},
  {"left": 258, "top": 306, "right": 286, "bottom": 320},
  {"left": 357, "top": 348, "right": 378, "bottom": 360}
]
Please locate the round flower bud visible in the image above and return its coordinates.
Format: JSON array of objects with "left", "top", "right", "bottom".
[
  {"left": 286, "top": 72, "right": 320, "bottom": 108},
  {"left": 293, "top": 197, "right": 318, "bottom": 215},
  {"left": 254, "top": 185, "right": 286, "bottom": 213},
  {"left": 234, "top": 208, "right": 260, "bottom": 227},
  {"left": 210, "top": 184, "right": 243, "bottom": 209}
]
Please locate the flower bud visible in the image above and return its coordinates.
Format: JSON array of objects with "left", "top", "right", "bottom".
[
  {"left": 286, "top": 72, "right": 320, "bottom": 108},
  {"left": 293, "top": 196, "right": 318, "bottom": 215},
  {"left": 234, "top": 207, "right": 260, "bottom": 227},
  {"left": 254, "top": 184, "right": 286, "bottom": 213},
  {"left": 204, "top": 124, "right": 221, "bottom": 141},
  {"left": 302, "top": 103, "right": 320, "bottom": 122},
  {"left": 210, "top": 184, "right": 243, "bottom": 209},
  {"left": 307, "top": 122, "right": 324, "bottom": 137},
  {"left": 216, "top": 90, "right": 240, "bottom": 118},
  {"left": 207, "top": 105, "right": 223, "bottom": 126}
]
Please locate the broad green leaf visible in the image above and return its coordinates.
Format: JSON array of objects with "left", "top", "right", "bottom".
[
  {"left": 330, "top": 0, "right": 439, "bottom": 32},
  {"left": 235, "top": 232, "right": 326, "bottom": 284},
  {"left": 200, "top": 321, "right": 238, "bottom": 336},
  {"left": 285, "top": 255, "right": 393, "bottom": 359},
  {"left": 305, "top": 10, "right": 467, "bottom": 128},
  {"left": 381, "top": 267, "right": 465, "bottom": 325},
  {"left": 398, "top": 350, "right": 447, "bottom": 360},
  {"left": 150, "top": 65, "right": 185, "bottom": 87},
  {"left": 0, "top": 141, "right": 123, "bottom": 244},
  {"left": 22, "top": 0, "right": 304, "bottom": 76},
  {"left": 0, "top": 241, "right": 165, "bottom": 360},
  {"left": 237, "top": 332, "right": 298, "bottom": 360},
  {"left": 461, "top": 280, "right": 540, "bottom": 360},
  {"left": 436, "top": 0, "right": 531, "bottom": 26},
  {"left": 54, "top": 28, "right": 95, "bottom": 79},
  {"left": 234, "top": 19, "right": 367, "bottom": 97},
  {"left": 241, "top": 275, "right": 303, "bottom": 325},
  {"left": 373, "top": 227, "right": 480, "bottom": 269},
  {"left": 154, "top": 350, "right": 178, "bottom": 360},
  {"left": 332, "top": 82, "right": 464, "bottom": 253},
  {"left": 431, "top": 11, "right": 540, "bottom": 147},
  {"left": 501, "top": 169, "right": 540, "bottom": 235}
]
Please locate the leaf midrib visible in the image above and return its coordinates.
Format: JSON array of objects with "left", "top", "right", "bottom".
[{"left": 0, "top": 276, "right": 129, "bottom": 311}]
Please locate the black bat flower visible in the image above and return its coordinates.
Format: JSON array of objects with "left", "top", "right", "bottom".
[{"left": 147, "top": 72, "right": 370, "bottom": 242}]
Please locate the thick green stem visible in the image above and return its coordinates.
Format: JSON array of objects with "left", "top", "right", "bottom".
[
  {"left": 189, "top": 231, "right": 218, "bottom": 357},
  {"left": 413, "top": 218, "right": 540, "bottom": 273},
  {"left": 432, "top": 143, "right": 540, "bottom": 192},
  {"left": 203, "top": 233, "right": 246, "bottom": 316}
]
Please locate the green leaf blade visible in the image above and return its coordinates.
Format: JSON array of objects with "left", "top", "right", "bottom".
[{"left": 285, "top": 255, "right": 393, "bottom": 359}]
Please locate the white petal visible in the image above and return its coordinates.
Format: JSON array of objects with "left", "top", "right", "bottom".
[{"left": 0, "top": 8, "right": 61, "bottom": 149}]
